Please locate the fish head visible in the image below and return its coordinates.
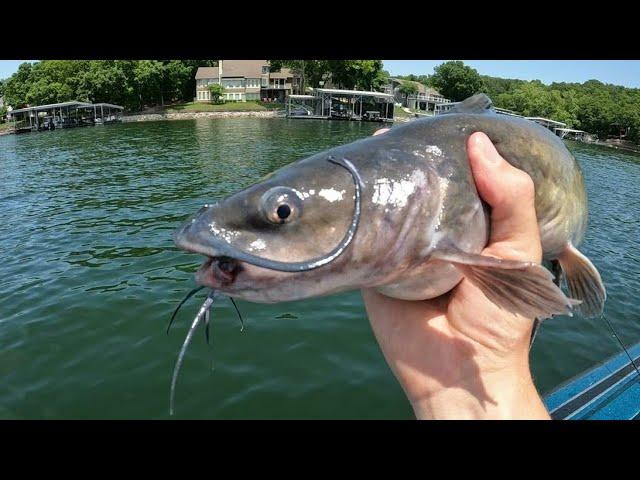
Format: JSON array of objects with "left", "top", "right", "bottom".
[{"left": 173, "top": 152, "right": 362, "bottom": 302}]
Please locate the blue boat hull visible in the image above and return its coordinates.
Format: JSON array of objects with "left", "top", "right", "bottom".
[{"left": 544, "top": 342, "right": 640, "bottom": 420}]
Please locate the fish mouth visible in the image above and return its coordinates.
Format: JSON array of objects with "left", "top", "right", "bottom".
[{"left": 196, "top": 256, "right": 242, "bottom": 288}]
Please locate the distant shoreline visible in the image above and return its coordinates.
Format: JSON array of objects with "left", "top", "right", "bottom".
[
  {"left": 2, "top": 114, "right": 640, "bottom": 155},
  {"left": 122, "top": 110, "right": 280, "bottom": 122}
]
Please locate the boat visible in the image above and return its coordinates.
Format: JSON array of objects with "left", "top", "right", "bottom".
[{"left": 544, "top": 341, "right": 640, "bottom": 419}]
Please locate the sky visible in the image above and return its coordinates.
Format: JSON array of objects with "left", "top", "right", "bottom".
[{"left": 2, "top": 60, "right": 640, "bottom": 89}]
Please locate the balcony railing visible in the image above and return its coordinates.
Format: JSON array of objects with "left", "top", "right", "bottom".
[
  {"left": 265, "top": 83, "right": 292, "bottom": 90},
  {"left": 412, "top": 94, "right": 447, "bottom": 102}
]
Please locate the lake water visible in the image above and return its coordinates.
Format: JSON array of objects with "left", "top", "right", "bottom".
[{"left": 1, "top": 118, "right": 639, "bottom": 419}]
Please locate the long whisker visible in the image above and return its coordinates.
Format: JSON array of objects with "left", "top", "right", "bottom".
[
  {"left": 167, "top": 286, "right": 205, "bottom": 334},
  {"left": 169, "top": 290, "right": 215, "bottom": 416},
  {"left": 229, "top": 297, "right": 245, "bottom": 332},
  {"left": 204, "top": 307, "right": 211, "bottom": 344}
]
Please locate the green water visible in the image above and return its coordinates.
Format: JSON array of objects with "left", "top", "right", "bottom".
[{"left": 1, "top": 119, "right": 639, "bottom": 419}]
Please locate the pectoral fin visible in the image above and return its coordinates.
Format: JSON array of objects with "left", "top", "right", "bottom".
[
  {"left": 530, "top": 259, "right": 564, "bottom": 348},
  {"left": 557, "top": 243, "right": 606, "bottom": 317},
  {"left": 432, "top": 249, "right": 579, "bottom": 320}
]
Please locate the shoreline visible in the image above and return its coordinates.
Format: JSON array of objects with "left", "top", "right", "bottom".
[
  {"left": 2, "top": 114, "right": 640, "bottom": 155},
  {"left": 121, "top": 110, "right": 280, "bottom": 122}
]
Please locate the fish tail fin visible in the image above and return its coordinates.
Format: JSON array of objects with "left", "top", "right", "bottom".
[{"left": 557, "top": 243, "right": 606, "bottom": 317}]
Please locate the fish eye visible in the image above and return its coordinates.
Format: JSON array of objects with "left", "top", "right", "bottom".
[
  {"left": 277, "top": 204, "right": 291, "bottom": 220},
  {"left": 260, "top": 187, "right": 303, "bottom": 224}
]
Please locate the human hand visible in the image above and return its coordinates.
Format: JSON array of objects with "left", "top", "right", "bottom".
[{"left": 362, "top": 129, "right": 550, "bottom": 419}]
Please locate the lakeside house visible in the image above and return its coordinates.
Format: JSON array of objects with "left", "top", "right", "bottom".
[
  {"left": 384, "top": 79, "right": 450, "bottom": 114},
  {"left": 195, "top": 61, "right": 302, "bottom": 103}
]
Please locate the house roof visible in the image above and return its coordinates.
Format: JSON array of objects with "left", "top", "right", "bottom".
[
  {"left": 221, "top": 60, "right": 267, "bottom": 78},
  {"left": 195, "top": 67, "right": 219, "bottom": 79},
  {"left": 195, "top": 61, "right": 299, "bottom": 81},
  {"left": 391, "top": 78, "right": 426, "bottom": 94}
]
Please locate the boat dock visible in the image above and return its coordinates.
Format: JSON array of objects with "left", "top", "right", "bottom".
[
  {"left": 7, "top": 101, "right": 124, "bottom": 133},
  {"left": 287, "top": 88, "right": 395, "bottom": 123}
]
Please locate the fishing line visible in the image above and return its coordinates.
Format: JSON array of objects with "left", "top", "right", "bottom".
[{"left": 601, "top": 312, "right": 640, "bottom": 381}]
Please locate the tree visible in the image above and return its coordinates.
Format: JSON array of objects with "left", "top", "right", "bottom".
[
  {"left": 398, "top": 82, "right": 419, "bottom": 104},
  {"left": 208, "top": 84, "right": 224, "bottom": 103},
  {"left": 134, "top": 60, "right": 165, "bottom": 107},
  {"left": 0, "top": 60, "right": 219, "bottom": 112},
  {"left": 26, "top": 78, "right": 73, "bottom": 105},
  {"left": 269, "top": 60, "right": 331, "bottom": 93},
  {"left": 326, "top": 60, "right": 386, "bottom": 90},
  {"left": 430, "top": 61, "right": 484, "bottom": 101},
  {"left": 3, "top": 62, "right": 34, "bottom": 107}
]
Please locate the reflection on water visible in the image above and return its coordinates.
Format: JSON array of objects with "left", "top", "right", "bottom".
[{"left": 0, "top": 120, "right": 639, "bottom": 419}]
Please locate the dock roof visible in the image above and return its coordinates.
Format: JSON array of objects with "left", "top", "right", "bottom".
[
  {"left": 10, "top": 101, "right": 94, "bottom": 114},
  {"left": 92, "top": 103, "right": 124, "bottom": 110},
  {"left": 555, "top": 128, "right": 586, "bottom": 133},
  {"left": 526, "top": 117, "right": 567, "bottom": 127},
  {"left": 315, "top": 88, "right": 394, "bottom": 99}
]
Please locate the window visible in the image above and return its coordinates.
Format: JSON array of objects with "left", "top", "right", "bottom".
[
  {"left": 262, "top": 66, "right": 269, "bottom": 74},
  {"left": 247, "top": 78, "right": 260, "bottom": 88},
  {"left": 222, "top": 79, "right": 245, "bottom": 89}
]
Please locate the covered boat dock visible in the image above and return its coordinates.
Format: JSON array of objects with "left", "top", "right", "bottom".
[
  {"left": 526, "top": 116, "right": 567, "bottom": 131},
  {"left": 8, "top": 101, "right": 123, "bottom": 133},
  {"left": 287, "top": 88, "right": 394, "bottom": 122},
  {"left": 554, "top": 128, "right": 587, "bottom": 141}
]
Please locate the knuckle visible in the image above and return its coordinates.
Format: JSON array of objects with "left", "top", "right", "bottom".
[{"left": 512, "top": 170, "right": 535, "bottom": 200}]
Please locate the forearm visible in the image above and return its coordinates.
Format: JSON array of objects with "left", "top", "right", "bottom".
[{"left": 408, "top": 361, "right": 551, "bottom": 420}]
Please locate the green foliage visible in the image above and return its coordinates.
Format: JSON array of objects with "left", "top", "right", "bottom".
[
  {"left": 269, "top": 60, "right": 331, "bottom": 93},
  {"left": 430, "top": 61, "right": 484, "bottom": 102},
  {"left": 208, "top": 83, "right": 224, "bottom": 103},
  {"left": 269, "top": 60, "right": 387, "bottom": 91},
  {"left": 327, "top": 60, "right": 387, "bottom": 90},
  {"left": 1, "top": 60, "right": 218, "bottom": 111},
  {"left": 487, "top": 76, "right": 640, "bottom": 141},
  {"left": 424, "top": 60, "right": 640, "bottom": 142},
  {"left": 396, "top": 74, "right": 432, "bottom": 87},
  {"left": 398, "top": 81, "right": 419, "bottom": 101}
]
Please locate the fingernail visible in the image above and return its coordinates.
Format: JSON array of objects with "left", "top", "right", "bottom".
[{"left": 373, "top": 128, "right": 390, "bottom": 136}]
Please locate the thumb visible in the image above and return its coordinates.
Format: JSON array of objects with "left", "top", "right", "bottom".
[{"left": 467, "top": 132, "right": 542, "bottom": 263}]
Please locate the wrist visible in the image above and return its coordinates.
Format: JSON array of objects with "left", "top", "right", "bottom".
[{"left": 408, "top": 359, "right": 550, "bottom": 420}]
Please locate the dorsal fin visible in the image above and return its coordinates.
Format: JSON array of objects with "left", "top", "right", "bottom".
[{"left": 443, "top": 93, "right": 493, "bottom": 115}]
